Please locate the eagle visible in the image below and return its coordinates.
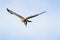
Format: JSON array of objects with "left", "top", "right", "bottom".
[{"left": 6, "top": 8, "right": 46, "bottom": 27}]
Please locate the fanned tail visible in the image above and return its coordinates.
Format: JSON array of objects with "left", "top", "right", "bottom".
[{"left": 24, "top": 20, "right": 32, "bottom": 27}]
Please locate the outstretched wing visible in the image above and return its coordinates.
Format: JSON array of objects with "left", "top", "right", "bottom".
[
  {"left": 26, "top": 11, "right": 46, "bottom": 19},
  {"left": 6, "top": 8, "right": 24, "bottom": 19}
]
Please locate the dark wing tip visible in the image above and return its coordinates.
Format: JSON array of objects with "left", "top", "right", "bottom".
[
  {"left": 40, "top": 11, "right": 47, "bottom": 15},
  {"left": 6, "top": 8, "right": 13, "bottom": 14},
  {"left": 42, "top": 11, "right": 46, "bottom": 13},
  {"left": 43, "top": 11, "right": 47, "bottom": 13},
  {"left": 6, "top": 8, "right": 9, "bottom": 12}
]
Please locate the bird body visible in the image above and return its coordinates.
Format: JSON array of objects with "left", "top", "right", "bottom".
[{"left": 6, "top": 8, "right": 46, "bottom": 27}]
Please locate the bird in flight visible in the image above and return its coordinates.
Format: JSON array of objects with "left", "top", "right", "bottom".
[{"left": 6, "top": 8, "right": 46, "bottom": 27}]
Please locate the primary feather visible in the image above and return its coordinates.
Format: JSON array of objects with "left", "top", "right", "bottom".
[{"left": 7, "top": 8, "right": 24, "bottom": 19}]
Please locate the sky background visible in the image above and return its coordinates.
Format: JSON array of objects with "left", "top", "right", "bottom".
[{"left": 0, "top": 0, "right": 60, "bottom": 40}]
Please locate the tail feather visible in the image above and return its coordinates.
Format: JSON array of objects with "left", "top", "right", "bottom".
[
  {"left": 24, "top": 22, "right": 27, "bottom": 27},
  {"left": 24, "top": 20, "right": 32, "bottom": 27}
]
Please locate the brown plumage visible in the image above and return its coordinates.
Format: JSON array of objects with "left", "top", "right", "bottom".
[{"left": 6, "top": 8, "right": 46, "bottom": 27}]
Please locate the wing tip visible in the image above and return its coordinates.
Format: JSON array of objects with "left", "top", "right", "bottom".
[
  {"left": 40, "top": 11, "right": 47, "bottom": 14},
  {"left": 6, "top": 8, "right": 13, "bottom": 14},
  {"left": 6, "top": 8, "right": 10, "bottom": 12},
  {"left": 42, "top": 11, "right": 47, "bottom": 13}
]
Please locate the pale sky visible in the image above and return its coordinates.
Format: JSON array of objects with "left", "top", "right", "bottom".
[{"left": 0, "top": 0, "right": 60, "bottom": 40}]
